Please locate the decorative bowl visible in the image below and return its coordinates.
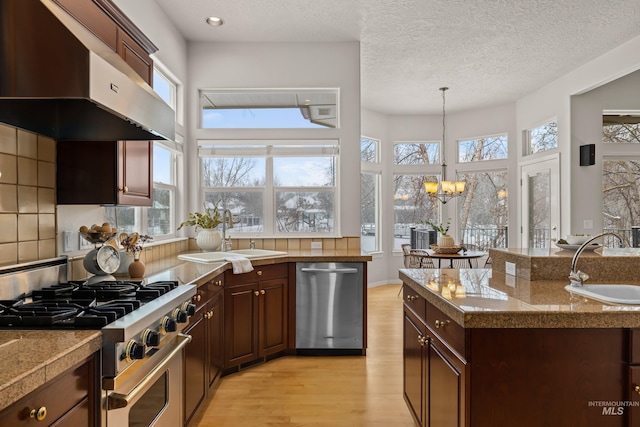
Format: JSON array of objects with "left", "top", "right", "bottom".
[
  {"left": 430, "top": 244, "right": 462, "bottom": 254},
  {"left": 564, "top": 235, "right": 591, "bottom": 245},
  {"left": 80, "top": 231, "right": 118, "bottom": 244}
]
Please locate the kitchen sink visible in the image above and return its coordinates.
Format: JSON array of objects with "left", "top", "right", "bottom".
[
  {"left": 178, "top": 249, "right": 288, "bottom": 263},
  {"left": 564, "top": 284, "right": 640, "bottom": 304}
]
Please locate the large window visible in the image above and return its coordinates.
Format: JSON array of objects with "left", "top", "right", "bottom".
[
  {"left": 198, "top": 141, "right": 338, "bottom": 236},
  {"left": 526, "top": 121, "right": 557, "bottom": 154},
  {"left": 361, "top": 137, "right": 381, "bottom": 253},
  {"left": 457, "top": 170, "right": 508, "bottom": 250}
]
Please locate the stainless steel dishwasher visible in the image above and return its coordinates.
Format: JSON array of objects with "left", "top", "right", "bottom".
[{"left": 296, "top": 262, "right": 364, "bottom": 355}]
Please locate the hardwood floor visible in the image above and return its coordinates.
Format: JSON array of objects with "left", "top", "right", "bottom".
[{"left": 192, "top": 283, "right": 416, "bottom": 427}]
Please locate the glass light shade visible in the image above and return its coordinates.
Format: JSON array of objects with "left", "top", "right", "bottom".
[
  {"left": 441, "top": 181, "right": 453, "bottom": 193},
  {"left": 424, "top": 182, "right": 438, "bottom": 194},
  {"left": 455, "top": 181, "right": 466, "bottom": 193}
]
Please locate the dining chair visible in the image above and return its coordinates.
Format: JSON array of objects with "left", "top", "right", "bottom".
[{"left": 401, "top": 244, "right": 435, "bottom": 268}]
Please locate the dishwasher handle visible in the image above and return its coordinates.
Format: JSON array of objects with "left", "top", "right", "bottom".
[{"left": 300, "top": 267, "right": 358, "bottom": 274}]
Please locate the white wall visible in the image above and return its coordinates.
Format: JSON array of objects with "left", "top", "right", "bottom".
[{"left": 187, "top": 42, "right": 361, "bottom": 237}]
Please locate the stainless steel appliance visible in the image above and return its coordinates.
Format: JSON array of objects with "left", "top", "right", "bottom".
[
  {"left": 0, "top": 256, "right": 196, "bottom": 427},
  {"left": 295, "top": 262, "right": 364, "bottom": 355}
]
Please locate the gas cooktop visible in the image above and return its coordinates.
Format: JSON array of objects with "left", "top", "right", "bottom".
[{"left": 0, "top": 280, "right": 179, "bottom": 329}]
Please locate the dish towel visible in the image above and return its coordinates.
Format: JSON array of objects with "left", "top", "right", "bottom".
[{"left": 225, "top": 255, "right": 254, "bottom": 274}]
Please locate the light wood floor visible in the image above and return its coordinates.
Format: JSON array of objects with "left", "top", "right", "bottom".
[{"left": 192, "top": 283, "right": 416, "bottom": 427}]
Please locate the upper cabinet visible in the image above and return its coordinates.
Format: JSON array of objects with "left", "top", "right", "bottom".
[{"left": 54, "top": 0, "right": 157, "bottom": 206}]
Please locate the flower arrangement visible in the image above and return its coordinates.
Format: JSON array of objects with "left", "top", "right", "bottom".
[
  {"left": 119, "top": 232, "right": 153, "bottom": 260},
  {"left": 178, "top": 204, "right": 223, "bottom": 230},
  {"left": 422, "top": 218, "right": 451, "bottom": 236}
]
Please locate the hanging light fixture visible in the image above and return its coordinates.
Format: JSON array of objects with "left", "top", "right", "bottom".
[{"left": 424, "top": 87, "right": 466, "bottom": 204}]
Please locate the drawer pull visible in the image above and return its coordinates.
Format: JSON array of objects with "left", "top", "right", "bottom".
[
  {"left": 635, "top": 385, "right": 640, "bottom": 395},
  {"left": 406, "top": 295, "right": 417, "bottom": 301},
  {"left": 435, "top": 319, "right": 450, "bottom": 329},
  {"left": 29, "top": 406, "right": 47, "bottom": 421},
  {"left": 193, "top": 294, "right": 202, "bottom": 302},
  {"left": 257, "top": 270, "right": 263, "bottom": 276},
  {"left": 260, "top": 289, "right": 266, "bottom": 295},
  {"left": 254, "top": 291, "right": 260, "bottom": 296},
  {"left": 216, "top": 280, "right": 223, "bottom": 286}
]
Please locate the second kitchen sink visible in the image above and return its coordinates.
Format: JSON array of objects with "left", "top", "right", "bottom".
[
  {"left": 178, "top": 249, "right": 288, "bottom": 263},
  {"left": 564, "top": 284, "right": 640, "bottom": 305}
]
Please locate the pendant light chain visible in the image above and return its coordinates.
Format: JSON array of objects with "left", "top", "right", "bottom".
[{"left": 440, "top": 86, "right": 448, "bottom": 181}]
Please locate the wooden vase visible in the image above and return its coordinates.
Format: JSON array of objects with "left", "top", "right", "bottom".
[{"left": 128, "top": 258, "right": 145, "bottom": 279}]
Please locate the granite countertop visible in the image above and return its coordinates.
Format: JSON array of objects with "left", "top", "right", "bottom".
[
  {"left": 0, "top": 330, "right": 102, "bottom": 411},
  {"left": 0, "top": 248, "right": 370, "bottom": 412},
  {"left": 400, "top": 268, "right": 640, "bottom": 329}
]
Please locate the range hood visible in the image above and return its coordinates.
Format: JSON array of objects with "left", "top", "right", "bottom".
[{"left": 0, "top": 0, "right": 175, "bottom": 141}]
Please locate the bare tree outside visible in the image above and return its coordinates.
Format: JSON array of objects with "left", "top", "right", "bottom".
[
  {"left": 527, "top": 122, "right": 558, "bottom": 154},
  {"left": 602, "top": 119, "right": 640, "bottom": 236}
]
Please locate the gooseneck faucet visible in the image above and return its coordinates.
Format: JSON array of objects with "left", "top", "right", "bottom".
[
  {"left": 569, "top": 231, "right": 624, "bottom": 287},
  {"left": 221, "top": 208, "right": 233, "bottom": 252}
]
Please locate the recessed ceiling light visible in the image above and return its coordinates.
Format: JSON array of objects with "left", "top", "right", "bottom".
[{"left": 206, "top": 16, "right": 224, "bottom": 27}]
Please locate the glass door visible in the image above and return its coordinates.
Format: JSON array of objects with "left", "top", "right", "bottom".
[{"left": 520, "top": 155, "right": 560, "bottom": 248}]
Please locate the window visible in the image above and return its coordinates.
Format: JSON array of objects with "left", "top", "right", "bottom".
[
  {"left": 200, "top": 89, "right": 339, "bottom": 129},
  {"left": 603, "top": 113, "right": 640, "bottom": 144},
  {"left": 361, "top": 137, "right": 381, "bottom": 253},
  {"left": 198, "top": 140, "right": 338, "bottom": 236},
  {"left": 393, "top": 174, "right": 439, "bottom": 248},
  {"left": 457, "top": 170, "right": 508, "bottom": 250},
  {"left": 153, "top": 68, "right": 177, "bottom": 111},
  {"left": 602, "top": 158, "right": 640, "bottom": 236},
  {"left": 394, "top": 142, "right": 439, "bottom": 165},
  {"left": 458, "top": 135, "right": 508, "bottom": 162},
  {"left": 525, "top": 121, "right": 557, "bottom": 154}
]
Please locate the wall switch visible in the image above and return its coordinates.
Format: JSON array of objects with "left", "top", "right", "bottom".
[
  {"left": 63, "top": 231, "right": 73, "bottom": 252},
  {"left": 583, "top": 220, "right": 593, "bottom": 229},
  {"left": 311, "top": 242, "right": 323, "bottom": 249},
  {"left": 505, "top": 261, "right": 516, "bottom": 276},
  {"left": 79, "top": 233, "right": 92, "bottom": 250}
]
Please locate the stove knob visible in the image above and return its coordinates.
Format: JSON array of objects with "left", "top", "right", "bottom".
[
  {"left": 176, "top": 310, "right": 188, "bottom": 323},
  {"left": 142, "top": 329, "right": 160, "bottom": 347},
  {"left": 160, "top": 316, "right": 177, "bottom": 334},
  {"left": 123, "top": 340, "right": 145, "bottom": 362},
  {"left": 185, "top": 303, "right": 196, "bottom": 317}
]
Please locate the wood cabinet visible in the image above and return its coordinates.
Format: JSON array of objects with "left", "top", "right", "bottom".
[
  {"left": 0, "top": 353, "right": 99, "bottom": 427},
  {"left": 224, "top": 264, "right": 289, "bottom": 370},
  {"left": 53, "top": 0, "right": 156, "bottom": 206},
  {"left": 183, "top": 274, "right": 224, "bottom": 427},
  {"left": 57, "top": 139, "right": 153, "bottom": 206},
  {"left": 402, "top": 283, "right": 630, "bottom": 427}
]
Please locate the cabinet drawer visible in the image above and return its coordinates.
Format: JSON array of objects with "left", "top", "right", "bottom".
[
  {"left": 402, "top": 285, "right": 426, "bottom": 321},
  {"left": 207, "top": 275, "right": 224, "bottom": 295},
  {"left": 191, "top": 285, "right": 209, "bottom": 312},
  {"left": 631, "top": 329, "right": 640, "bottom": 364},
  {"left": 0, "top": 357, "right": 91, "bottom": 426},
  {"left": 426, "top": 303, "right": 465, "bottom": 357},
  {"left": 225, "top": 263, "right": 288, "bottom": 286}
]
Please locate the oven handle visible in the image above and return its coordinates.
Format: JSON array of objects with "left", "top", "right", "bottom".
[{"left": 107, "top": 333, "right": 191, "bottom": 410}]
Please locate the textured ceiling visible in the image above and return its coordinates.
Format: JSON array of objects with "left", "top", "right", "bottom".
[{"left": 154, "top": 0, "right": 640, "bottom": 115}]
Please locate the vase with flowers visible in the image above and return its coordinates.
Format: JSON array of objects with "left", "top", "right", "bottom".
[
  {"left": 178, "top": 204, "right": 224, "bottom": 252},
  {"left": 119, "top": 232, "right": 153, "bottom": 278},
  {"left": 423, "top": 218, "right": 456, "bottom": 248}
]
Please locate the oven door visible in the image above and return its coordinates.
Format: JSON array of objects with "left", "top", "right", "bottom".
[{"left": 104, "top": 333, "right": 191, "bottom": 427}]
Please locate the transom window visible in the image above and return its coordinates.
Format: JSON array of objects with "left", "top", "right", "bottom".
[
  {"left": 525, "top": 121, "right": 557, "bottom": 154},
  {"left": 394, "top": 142, "right": 439, "bottom": 165},
  {"left": 458, "top": 134, "right": 508, "bottom": 162},
  {"left": 603, "top": 112, "right": 640, "bottom": 144}
]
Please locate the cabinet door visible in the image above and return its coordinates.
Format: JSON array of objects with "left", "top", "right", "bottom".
[
  {"left": 630, "top": 366, "right": 640, "bottom": 426},
  {"left": 224, "top": 283, "right": 259, "bottom": 367},
  {"left": 403, "top": 307, "right": 427, "bottom": 427},
  {"left": 118, "top": 140, "right": 153, "bottom": 206},
  {"left": 183, "top": 314, "right": 207, "bottom": 427},
  {"left": 259, "top": 278, "right": 288, "bottom": 356},
  {"left": 208, "top": 290, "right": 224, "bottom": 388},
  {"left": 428, "top": 339, "right": 461, "bottom": 427},
  {"left": 117, "top": 28, "right": 153, "bottom": 84}
]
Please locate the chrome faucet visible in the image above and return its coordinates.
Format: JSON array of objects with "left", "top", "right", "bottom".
[
  {"left": 569, "top": 231, "right": 623, "bottom": 287},
  {"left": 221, "top": 208, "right": 233, "bottom": 252}
]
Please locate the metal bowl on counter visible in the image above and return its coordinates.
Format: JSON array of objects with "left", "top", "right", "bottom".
[{"left": 80, "top": 231, "right": 118, "bottom": 245}]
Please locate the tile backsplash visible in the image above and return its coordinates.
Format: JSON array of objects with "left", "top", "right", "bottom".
[{"left": 0, "top": 123, "right": 56, "bottom": 265}]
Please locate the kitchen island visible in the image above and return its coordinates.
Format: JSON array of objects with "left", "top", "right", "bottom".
[{"left": 400, "top": 268, "right": 640, "bottom": 427}]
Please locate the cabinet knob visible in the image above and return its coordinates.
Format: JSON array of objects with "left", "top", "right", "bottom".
[
  {"left": 216, "top": 280, "right": 223, "bottom": 286},
  {"left": 29, "top": 406, "right": 47, "bottom": 421},
  {"left": 254, "top": 291, "right": 260, "bottom": 296},
  {"left": 260, "top": 289, "right": 266, "bottom": 295},
  {"left": 118, "top": 186, "right": 129, "bottom": 193},
  {"left": 435, "top": 319, "right": 450, "bottom": 329},
  {"left": 193, "top": 294, "right": 201, "bottom": 302},
  {"left": 635, "top": 385, "right": 640, "bottom": 395},
  {"left": 417, "top": 335, "right": 427, "bottom": 346},
  {"left": 406, "top": 295, "right": 417, "bottom": 301},
  {"left": 257, "top": 270, "right": 263, "bottom": 276}
]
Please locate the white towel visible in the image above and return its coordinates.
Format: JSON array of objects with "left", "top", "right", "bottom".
[{"left": 225, "top": 255, "right": 254, "bottom": 274}]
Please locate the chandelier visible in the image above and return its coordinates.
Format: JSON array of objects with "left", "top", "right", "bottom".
[{"left": 424, "top": 87, "right": 466, "bottom": 204}]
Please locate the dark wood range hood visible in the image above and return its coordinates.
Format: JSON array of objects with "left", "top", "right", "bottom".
[{"left": 0, "top": 0, "right": 175, "bottom": 141}]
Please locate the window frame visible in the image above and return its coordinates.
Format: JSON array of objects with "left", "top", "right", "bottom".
[
  {"left": 361, "top": 136, "right": 382, "bottom": 253},
  {"left": 524, "top": 120, "right": 558, "bottom": 156}
]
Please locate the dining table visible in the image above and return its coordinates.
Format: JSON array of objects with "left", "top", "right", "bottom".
[{"left": 426, "top": 249, "right": 486, "bottom": 268}]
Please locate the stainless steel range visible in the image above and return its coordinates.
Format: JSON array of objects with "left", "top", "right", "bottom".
[{"left": 0, "top": 256, "right": 196, "bottom": 427}]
